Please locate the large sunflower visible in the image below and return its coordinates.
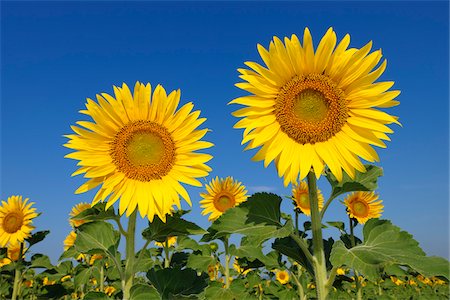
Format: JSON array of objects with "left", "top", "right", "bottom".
[
  {"left": 200, "top": 176, "right": 248, "bottom": 221},
  {"left": 292, "top": 181, "right": 324, "bottom": 216},
  {"left": 344, "top": 191, "right": 383, "bottom": 224},
  {"left": 65, "top": 82, "right": 213, "bottom": 221},
  {"left": 230, "top": 28, "right": 400, "bottom": 186},
  {"left": 0, "top": 196, "right": 38, "bottom": 247}
]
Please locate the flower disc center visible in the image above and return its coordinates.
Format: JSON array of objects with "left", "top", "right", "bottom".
[
  {"left": 111, "top": 121, "right": 175, "bottom": 181},
  {"left": 293, "top": 89, "right": 329, "bottom": 123},
  {"left": 296, "top": 192, "right": 310, "bottom": 209},
  {"left": 353, "top": 201, "right": 368, "bottom": 217},
  {"left": 213, "top": 193, "right": 236, "bottom": 212},
  {"left": 3, "top": 212, "right": 23, "bottom": 233},
  {"left": 126, "top": 132, "right": 165, "bottom": 166}
]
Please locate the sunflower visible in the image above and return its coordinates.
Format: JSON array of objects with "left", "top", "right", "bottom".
[
  {"left": 64, "top": 82, "right": 213, "bottom": 221},
  {"left": 292, "top": 181, "right": 324, "bottom": 215},
  {"left": 63, "top": 231, "right": 77, "bottom": 251},
  {"left": 154, "top": 236, "right": 177, "bottom": 248},
  {"left": 200, "top": 176, "right": 248, "bottom": 221},
  {"left": 233, "top": 257, "right": 251, "bottom": 276},
  {"left": 69, "top": 202, "right": 92, "bottom": 227},
  {"left": 230, "top": 27, "right": 400, "bottom": 186},
  {"left": 344, "top": 191, "right": 383, "bottom": 224},
  {"left": 0, "top": 242, "right": 26, "bottom": 267},
  {"left": 0, "top": 196, "right": 38, "bottom": 247},
  {"left": 275, "top": 270, "right": 290, "bottom": 284}
]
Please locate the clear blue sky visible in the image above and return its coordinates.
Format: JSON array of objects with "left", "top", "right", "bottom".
[{"left": 1, "top": 1, "right": 448, "bottom": 262}]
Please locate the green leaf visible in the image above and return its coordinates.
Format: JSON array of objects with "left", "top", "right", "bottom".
[
  {"left": 75, "top": 221, "right": 120, "bottom": 255},
  {"left": 30, "top": 254, "right": 54, "bottom": 269},
  {"left": 326, "top": 164, "right": 383, "bottom": 198},
  {"left": 147, "top": 268, "right": 208, "bottom": 298},
  {"left": 234, "top": 239, "right": 279, "bottom": 269},
  {"left": 202, "top": 193, "right": 293, "bottom": 243},
  {"left": 56, "top": 260, "right": 73, "bottom": 275},
  {"left": 327, "top": 221, "right": 346, "bottom": 232},
  {"left": 25, "top": 230, "right": 50, "bottom": 247},
  {"left": 142, "top": 211, "right": 206, "bottom": 243},
  {"left": 330, "top": 219, "right": 450, "bottom": 280},
  {"left": 272, "top": 236, "right": 314, "bottom": 275},
  {"left": 186, "top": 253, "right": 216, "bottom": 273},
  {"left": 71, "top": 202, "right": 116, "bottom": 222},
  {"left": 83, "top": 291, "right": 111, "bottom": 300},
  {"left": 130, "top": 284, "right": 160, "bottom": 300}
]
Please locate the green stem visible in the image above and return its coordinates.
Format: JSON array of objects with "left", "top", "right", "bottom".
[
  {"left": 326, "top": 266, "right": 338, "bottom": 290},
  {"left": 11, "top": 242, "right": 24, "bottom": 300},
  {"left": 320, "top": 194, "right": 339, "bottom": 219},
  {"left": 114, "top": 217, "right": 128, "bottom": 236},
  {"left": 307, "top": 171, "right": 328, "bottom": 300},
  {"left": 295, "top": 210, "right": 300, "bottom": 237},
  {"left": 164, "top": 239, "right": 170, "bottom": 268},
  {"left": 349, "top": 216, "right": 362, "bottom": 300},
  {"left": 289, "top": 233, "right": 314, "bottom": 265},
  {"left": 223, "top": 237, "right": 231, "bottom": 289},
  {"left": 292, "top": 265, "right": 306, "bottom": 300},
  {"left": 100, "top": 264, "right": 104, "bottom": 292},
  {"left": 122, "top": 210, "right": 137, "bottom": 300}
]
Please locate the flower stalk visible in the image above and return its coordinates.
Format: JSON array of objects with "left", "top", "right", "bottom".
[
  {"left": 307, "top": 171, "right": 328, "bottom": 300},
  {"left": 223, "top": 237, "right": 231, "bottom": 289},
  {"left": 122, "top": 210, "right": 137, "bottom": 300},
  {"left": 11, "top": 242, "right": 24, "bottom": 300}
]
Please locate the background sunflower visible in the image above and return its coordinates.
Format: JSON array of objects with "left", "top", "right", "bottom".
[{"left": 344, "top": 191, "right": 383, "bottom": 224}]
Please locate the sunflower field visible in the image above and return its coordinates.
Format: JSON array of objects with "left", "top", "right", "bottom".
[{"left": 1, "top": 21, "right": 449, "bottom": 300}]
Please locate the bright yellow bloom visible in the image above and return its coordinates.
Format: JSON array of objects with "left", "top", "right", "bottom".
[
  {"left": 292, "top": 181, "right": 324, "bottom": 215},
  {"left": 390, "top": 276, "right": 404, "bottom": 286},
  {"left": 275, "top": 270, "right": 290, "bottom": 284},
  {"left": 63, "top": 231, "right": 77, "bottom": 251},
  {"left": 207, "top": 263, "right": 220, "bottom": 280},
  {"left": 417, "top": 274, "right": 433, "bottom": 286},
  {"left": 431, "top": 276, "right": 446, "bottom": 285},
  {"left": 61, "top": 275, "right": 71, "bottom": 282},
  {"left": 104, "top": 286, "right": 116, "bottom": 296},
  {"left": 233, "top": 258, "right": 251, "bottom": 276},
  {"left": 154, "top": 236, "right": 177, "bottom": 248},
  {"left": 307, "top": 282, "right": 315, "bottom": 289},
  {"left": 0, "top": 195, "right": 38, "bottom": 247},
  {"left": 69, "top": 202, "right": 92, "bottom": 228},
  {"left": 230, "top": 27, "right": 400, "bottom": 186},
  {"left": 344, "top": 191, "right": 383, "bottom": 224},
  {"left": 90, "top": 278, "right": 98, "bottom": 285},
  {"left": 0, "top": 242, "right": 26, "bottom": 267},
  {"left": 89, "top": 254, "right": 104, "bottom": 265},
  {"left": 336, "top": 267, "right": 347, "bottom": 275},
  {"left": 408, "top": 279, "right": 417, "bottom": 286},
  {"left": 200, "top": 176, "right": 248, "bottom": 221},
  {"left": 43, "top": 277, "right": 56, "bottom": 286},
  {"left": 65, "top": 82, "right": 213, "bottom": 221}
]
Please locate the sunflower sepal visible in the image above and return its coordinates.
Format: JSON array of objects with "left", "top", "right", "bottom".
[{"left": 325, "top": 164, "right": 383, "bottom": 199}]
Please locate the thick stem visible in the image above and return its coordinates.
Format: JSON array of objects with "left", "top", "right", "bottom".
[
  {"left": 349, "top": 216, "right": 362, "bottom": 300},
  {"left": 223, "top": 237, "right": 231, "bottom": 289},
  {"left": 99, "top": 264, "right": 104, "bottom": 292},
  {"left": 307, "top": 171, "right": 328, "bottom": 300},
  {"left": 164, "top": 239, "right": 170, "bottom": 268},
  {"left": 11, "top": 242, "right": 24, "bottom": 300},
  {"left": 122, "top": 210, "right": 137, "bottom": 300}
]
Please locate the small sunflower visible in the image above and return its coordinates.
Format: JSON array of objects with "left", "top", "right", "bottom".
[
  {"left": 65, "top": 82, "right": 213, "bottom": 221},
  {"left": 0, "top": 195, "right": 38, "bottom": 247},
  {"left": 390, "top": 276, "right": 404, "bottom": 286},
  {"left": 292, "top": 181, "right": 324, "bottom": 216},
  {"left": 200, "top": 176, "right": 248, "bottom": 221},
  {"left": 154, "top": 236, "right": 177, "bottom": 248},
  {"left": 63, "top": 231, "right": 77, "bottom": 251},
  {"left": 230, "top": 27, "right": 400, "bottom": 186},
  {"left": 233, "top": 257, "right": 251, "bottom": 276},
  {"left": 0, "top": 242, "right": 25, "bottom": 267},
  {"left": 275, "top": 270, "right": 290, "bottom": 284},
  {"left": 344, "top": 191, "right": 383, "bottom": 224},
  {"left": 104, "top": 286, "right": 116, "bottom": 296},
  {"left": 69, "top": 202, "right": 92, "bottom": 227}
]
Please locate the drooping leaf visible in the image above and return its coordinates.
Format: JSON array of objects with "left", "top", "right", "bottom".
[
  {"left": 74, "top": 265, "right": 99, "bottom": 288},
  {"left": 201, "top": 193, "right": 293, "bottom": 243},
  {"left": 327, "top": 221, "right": 346, "bottom": 232},
  {"left": 272, "top": 236, "right": 314, "bottom": 275},
  {"left": 146, "top": 268, "right": 208, "bottom": 298},
  {"left": 186, "top": 253, "right": 216, "bottom": 273},
  {"left": 142, "top": 211, "right": 206, "bottom": 243},
  {"left": 130, "top": 283, "right": 160, "bottom": 300},
  {"left": 330, "top": 219, "right": 450, "bottom": 280},
  {"left": 233, "top": 239, "right": 279, "bottom": 270},
  {"left": 25, "top": 230, "right": 50, "bottom": 247},
  {"left": 75, "top": 221, "right": 120, "bottom": 255},
  {"left": 326, "top": 164, "right": 383, "bottom": 199},
  {"left": 30, "top": 254, "right": 54, "bottom": 269}
]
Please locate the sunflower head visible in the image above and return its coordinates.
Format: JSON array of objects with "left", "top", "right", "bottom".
[
  {"left": 104, "top": 286, "right": 116, "bottom": 296},
  {"left": 69, "top": 202, "right": 92, "bottom": 228},
  {"left": 291, "top": 181, "right": 324, "bottom": 216},
  {"left": 230, "top": 27, "right": 400, "bottom": 186},
  {"left": 275, "top": 270, "right": 290, "bottom": 284},
  {"left": 63, "top": 231, "right": 77, "bottom": 251},
  {"left": 154, "top": 236, "right": 177, "bottom": 248},
  {"left": 0, "top": 195, "right": 38, "bottom": 247},
  {"left": 64, "top": 82, "right": 213, "bottom": 222},
  {"left": 200, "top": 176, "right": 248, "bottom": 221},
  {"left": 344, "top": 191, "right": 383, "bottom": 224},
  {"left": 0, "top": 241, "right": 26, "bottom": 267},
  {"left": 233, "top": 257, "right": 251, "bottom": 276}
]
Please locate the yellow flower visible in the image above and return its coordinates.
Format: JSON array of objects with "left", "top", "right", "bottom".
[
  {"left": 61, "top": 275, "right": 71, "bottom": 282},
  {"left": 24, "top": 280, "right": 33, "bottom": 288},
  {"left": 43, "top": 277, "right": 56, "bottom": 286},
  {"left": 0, "top": 195, "right": 38, "bottom": 247},
  {"left": 90, "top": 278, "right": 98, "bottom": 285},
  {"left": 89, "top": 254, "right": 104, "bottom": 265},
  {"left": 63, "top": 231, "right": 77, "bottom": 251},
  {"left": 275, "top": 270, "right": 290, "bottom": 284},
  {"left": 207, "top": 263, "right": 220, "bottom": 280},
  {"left": 65, "top": 82, "right": 213, "bottom": 221},
  {"left": 104, "top": 286, "right": 116, "bottom": 296},
  {"left": 154, "top": 236, "right": 177, "bottom": 248},
  {"left": 408, "top": 279, "right": 417, "bottom": 286},
  {"left": 69, "top": 203, "right": 92, "bottom": 228},
  {"left": 417, "top": 274, "right": 432, "bottom": 286},
  {"left": 344, "top": 191, "right": 383, "bottom": 224},
  {"left": 292, "top": 181, "right": 324, "bottom": 215},
  {"left": 200, "top": 176, "right": 248, "bottom": 221},
  {"left": 431, "top": 276, "right": 446, "bottom": 285},
  {"left": 0, "top": 242, "right": 26, "bottom": 267},
  {"left": 230, "top": 27, "right": 400, "bottom": 186},
  {"left": 390, "top": 276, "right": 404, "bottom": 286},
  {"left": 307, "top": 282, "right": 315, "bottom": 289},
  {"left": 233, "top": 258, "right": 251, "bottom": 276},
  {"left": 336, "top": 267, "right": 347, "bottom": 275}
]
